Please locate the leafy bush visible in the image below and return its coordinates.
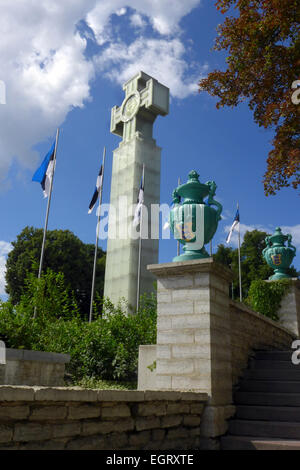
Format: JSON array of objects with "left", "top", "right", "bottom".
[
  {"left": 245, "top": 279, "right": 291, "bottom": 321},
  {"left": 0, "top": 269, "right": 157, "bottom": 382},
  {"left": 20, "top": 268, "right": 80, "bottom": 320},
  {"left": 75, "top": 294, "right": 157, "bottom": 381}
]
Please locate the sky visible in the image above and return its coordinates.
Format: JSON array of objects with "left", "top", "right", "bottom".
[{"left": 0, "top": 0, "right": 299, "bottom": 299}]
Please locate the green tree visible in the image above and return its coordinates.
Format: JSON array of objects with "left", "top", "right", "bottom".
[
  {"left": 5, "top": 226, "right": 105, "bottom": 318},
  {"left": 199, "top": 0, "right": 300, "bottom": 195},
  {"left": 213, "top": 243, "right": 233, "bottom": 267},
  {"left": 214, "top": 229, "right": 299, "bottom": 298}
]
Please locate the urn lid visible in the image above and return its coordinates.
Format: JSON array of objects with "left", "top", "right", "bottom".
[
  {"left": 267, "top": 227, "right": 288, "bottom": 246},
  {"left": 177, "top": 170, "right": 210, "bottom": 202}
]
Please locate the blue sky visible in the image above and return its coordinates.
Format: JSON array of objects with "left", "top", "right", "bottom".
[{"left": 0, "top": 0, "right": 299, "bottom": 298}]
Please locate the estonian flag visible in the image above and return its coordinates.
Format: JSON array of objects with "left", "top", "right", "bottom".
[
  {"left": 226, "top": 209, "right": 240, "bottom": 244},
  {"left": 133, "top": 173, "right": 144, "bottom": 227},
  {"left": 32, "top": 141, "right": 56, "bottom": 198},
  {"left": 88, "top": 165, "right": 103, "bottom": 214}
]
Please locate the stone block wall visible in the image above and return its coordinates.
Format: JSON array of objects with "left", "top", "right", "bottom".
[
  {"left": 0, "top": 386, "right": 208, "bottom": 450},
  {"left": 276, "top": 279, "right": 300, "bottom": 336},
  {"left": 229, "top": 300, "right": 296, "bottom": 386},
  {"left": 0, "top": 349, "right": 70, "bottom": 387},
  {"left": 148, "top": 259, "right": 233, "bottom": 407},
  {"left": 147, "top": 259, "right": 234, "bottom": 442},
  {"left": 140, "top": 259, "right": 298, "bottom": 441},
  {"left": 138, "top": 345, "right": 156, "bottom": 390}
]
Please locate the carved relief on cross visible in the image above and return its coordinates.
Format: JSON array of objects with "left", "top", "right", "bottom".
[{"left": 110, "top": 71, "right": 169, "bottom": 143}]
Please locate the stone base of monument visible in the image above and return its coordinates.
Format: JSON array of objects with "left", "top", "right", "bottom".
[
  {"left": 0, "top": 349, "right": 70, "bottom": 387},
  {"left": 138, "top": 258, "right": 234, "bottom": 440}
]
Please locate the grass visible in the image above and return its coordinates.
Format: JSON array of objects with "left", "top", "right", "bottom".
[{"left": 68, "top": 376, "right": 137, "bottom": 390}]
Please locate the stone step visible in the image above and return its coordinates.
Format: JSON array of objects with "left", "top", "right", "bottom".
[
  {"left": 253, "top": 350, "right": 294, "bottom": 361},
  {"left": 250, "top": 359, "right": 299, "bottom": 370},
  {"left": 229, "top": 420, "right": 300, "bottom": 439},
  {"left": 239, "top": 380, "right": 300, "bottom": 393},
  {"left": 235, "top": 391, "right": 300, "bottom": 406},
  {"left": 236, "top": 405, "right": 300, "bottom": 422},
  {"left": 243, "top": 368, "right": 300, "bottom": 381},
  {"left": 226, "top": 349, "right": 300, "bottom": 450},
  {"left": 221, "top": 435, "right": 300, "bottom": 450}
]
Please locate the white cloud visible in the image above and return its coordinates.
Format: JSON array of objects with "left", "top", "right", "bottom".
[
  {"left": 116, "top": 8, "right": 127, "bottom": 16},
  {"left": 86, "top": 0, "right": 201, "bottom": 37},
  {"left": 281, "top": 224, "right": 300, "bottom": 249},
  {"left": 0, "top": 241, "right": 12, "bottom": 296},
  {"left": 96, "top": 37, "right": 205, "bottom": 98},
  {"left": 130, "top": 13, "right": 147, "bottom": 29},
  {"left": 0, "top": 0, "right": 203, "bottom": 184},
  {"left": 0, "top": 0, "right": 96, "bottom": 180},
  {"left": 224, "top": 223, "right": 270, "bottom": 247}
]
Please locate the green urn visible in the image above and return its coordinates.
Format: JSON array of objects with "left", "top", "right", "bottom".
[
  {"left": 263, "top": 227, "right": 296, "bottom": 280},
  {"left": 170, "top": 170, "right": 222, "bottom": 262}
]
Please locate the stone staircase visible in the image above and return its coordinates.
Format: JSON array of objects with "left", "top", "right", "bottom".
[{"left": 221, "top": 350, "right": 300, "bottom": 450}]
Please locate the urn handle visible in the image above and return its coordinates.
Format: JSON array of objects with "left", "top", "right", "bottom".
[
  {"left": 172, "top": 188, "right": 181, "bottom": 205},
  {"left": 206, "top": 181, "right": 222, "bottom": 221},
  {"left": 287, "top": 234, "right": 297, "bottom": 254},
  {"left": 262, "top": 236, "right": 271, "bottom": 257}
]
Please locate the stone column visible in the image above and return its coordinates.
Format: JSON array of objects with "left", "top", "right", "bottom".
[
  {"left": 148, "top": 258, "right": 235, "bottom": 439},
  {"left": 103, "top": 71, "right": 169, "bottom": 310},
  {"left": 275, "top": 279, "right": 300, "bottom": 336}
]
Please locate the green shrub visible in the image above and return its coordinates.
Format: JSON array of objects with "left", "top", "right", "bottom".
[
  {"left": 0, "top": 269, "right": 157, "bottom": 382},
  {"left": 75, "top": 294, "right": 157, "bottom": 381},
  {"left": 245, "top": 279, "right": 291, "bottom": 321},
  {"left": 0, "top": 300, "right": 41, "bottom": 349},
  {"left": 20, "top": 268, "right": 80, "bottom": 320}
]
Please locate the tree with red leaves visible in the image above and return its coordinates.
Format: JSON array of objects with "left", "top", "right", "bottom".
[{"left": 199, "top": 0, "right": 300, "bottom": 195}]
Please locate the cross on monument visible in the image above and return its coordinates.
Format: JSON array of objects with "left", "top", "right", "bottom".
[
  {"left": 111, "top": 71, "right": 169, "bottom": 142},
  {"left": 103, "top": 71, "right": 169, "bottom": 310}
]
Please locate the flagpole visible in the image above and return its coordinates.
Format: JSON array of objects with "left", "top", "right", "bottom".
[
  {"left": 177, "top": 177, "right": 181, "bottom": 257},
  {"left": 237, "top": 202, "right": 242, "bottom": 302},
  {"left": 34, "top": 128, "right": 59, "bottom": 319},
  {"left": 136, "top": 164, "right": 145, "bottom": 312},
  {"left": 89, "top": 146, "right": 106, "bottom": 323}
]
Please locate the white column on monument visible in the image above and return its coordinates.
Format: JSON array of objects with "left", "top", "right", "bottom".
[{"left": 104, "top": 71, "right": 169, "bottom": 310}]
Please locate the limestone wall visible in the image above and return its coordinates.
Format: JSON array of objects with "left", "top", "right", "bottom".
[
  {"left": 230, "top": 300, "right": 296, "bottom": 386},
  {"left": 143, "top": 259, "right": 298, "bottom": 440},
  {"left": 276, "top": 279, "right": 300, "bottom": 336},
  {"left": 0, "top": 386, "right": 208, "bottom": 450},
  {"left": 149, "top": 259, "right": 233, "bottom": 402},
  {"left": 0, "top": 349, "right": 70, "bottom": 387},
  {"left": 149, "top": 298, "right": 297, "bottom": 392}
]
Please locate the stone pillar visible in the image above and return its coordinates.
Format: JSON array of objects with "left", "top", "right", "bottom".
[
  {"left": 275, "top": 279, "right": 300, "bottom": 337},
  {"left": 103, "top": 71, "right": 169, "bottom": 309},
  {"left": 148, "top": 258, "right": 235, "bottom": 439}
]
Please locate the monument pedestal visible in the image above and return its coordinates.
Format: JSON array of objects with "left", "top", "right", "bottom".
[{"left": 147, "top": 258, "right": 235, "bottom": 438}]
